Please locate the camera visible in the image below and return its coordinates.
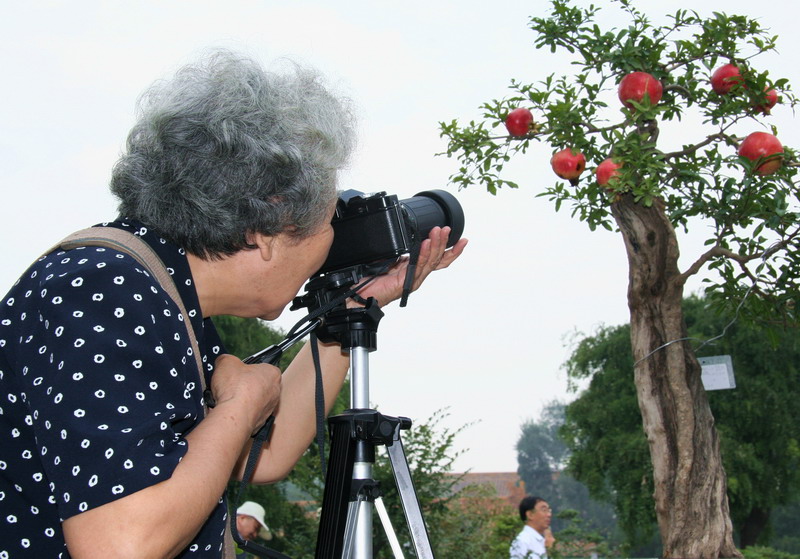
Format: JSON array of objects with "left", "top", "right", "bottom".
[{"left": 317, "top": 189, "right": 465, "bottom": 275}]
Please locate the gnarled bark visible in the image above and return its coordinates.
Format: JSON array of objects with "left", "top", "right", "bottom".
[{"left": 611, "top": 194, "right": 740, "bottom": 559}]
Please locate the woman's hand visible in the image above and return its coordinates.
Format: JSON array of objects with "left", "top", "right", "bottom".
[
  {"left": 63, "top": 355, "right": 284, "bottom": 559},
  {"left": 211, "top": 354, "right": 282, "bottom": 435},
  {"left": 354, "top": 226, "right": 467, "bottom": 307}
]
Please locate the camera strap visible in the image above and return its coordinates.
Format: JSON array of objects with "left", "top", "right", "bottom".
[
  {"left": 400, "top": 236, "right": 422, "bottom": 307},
  {"left": 310, "top": 332, "right": 328, "bottom": 476}
]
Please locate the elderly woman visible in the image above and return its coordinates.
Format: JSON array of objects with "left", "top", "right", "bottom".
[{"left": 0, "top": 51, "right": 466, "bottom": 559}]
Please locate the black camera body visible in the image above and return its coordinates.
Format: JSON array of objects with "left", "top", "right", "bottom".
[{"left": 318, "top": 189, "right": 464, "bottom": 276}]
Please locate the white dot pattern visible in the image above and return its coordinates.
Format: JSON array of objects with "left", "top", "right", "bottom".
[{"left": 0, "top": 221, "right": 226, "bottom": 557}]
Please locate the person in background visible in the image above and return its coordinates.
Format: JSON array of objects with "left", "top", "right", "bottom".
[
  {"left": 236, "top": 501, "right": 271, "bottom": 542},
  {"left": 510, "top": 495, "right": 556, "bottom": 559}
]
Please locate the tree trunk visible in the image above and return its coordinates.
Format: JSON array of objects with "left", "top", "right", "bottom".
[{"left": 611, "top": 194, "right": 741, "bottom": 559}]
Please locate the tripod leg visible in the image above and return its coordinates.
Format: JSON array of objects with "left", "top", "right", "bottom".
[
  {"left": 386, "top": 438, "right": 435, "bottom": 559},
  {"left": 351, "top": 460, "right": 374, "bottom": 559},
  {"left": 316, "top": 417, "right": 357, "bottom": 559},
  {"left": 341, "top": 499, "right": 361, "bottom": 559},
  {"left": 374, "top": 496, "right": 405, "bottom": 559}
]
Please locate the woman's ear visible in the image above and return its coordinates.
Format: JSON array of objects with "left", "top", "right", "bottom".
[{"left": 247, "top": 232, "right": 276, "bottom": 261}]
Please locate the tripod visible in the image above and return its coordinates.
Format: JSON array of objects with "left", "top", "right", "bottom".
[{"left": 312, "top": 299, "right": 435, "bottom": 559}]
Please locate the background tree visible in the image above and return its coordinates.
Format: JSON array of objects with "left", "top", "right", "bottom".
[
  {"left": 516, "top": 400, "right": 569, "bottom": 500},
  {"left": 439, "top": 1, "right": 799, "bottom": 555},
  {"left": 560, "top": 322, "right": 657, "bottom": 549},
  {"left": 213, "top": 315, "right": 303, "bottom": 371},
  {"left": 770, "top": 502, "right": 800, "bottom": 554},
  {"left": 371, "top": 408, "right": 471, "bottom": 558},
  {"left": 561, "top": 295, "right": 800, "bottom": 551},
  {"left": 517, "top": 401, "right": 625, "bottom": 548},
  {"left": 683, "top": 297, "right": 800, "bottom": 547}
]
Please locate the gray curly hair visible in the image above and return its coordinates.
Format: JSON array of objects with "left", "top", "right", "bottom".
[{"left": 110, "top": 50, "right": 356, "bottom": 259}]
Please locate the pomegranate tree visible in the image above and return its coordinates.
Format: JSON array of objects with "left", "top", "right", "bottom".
[{"left": 440, "top": 2, "right": 798, "bottom": 556}]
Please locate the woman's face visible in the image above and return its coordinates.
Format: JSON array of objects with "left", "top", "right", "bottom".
[{"left": 254, "top": 203, "right": 336, "bottom": 320}]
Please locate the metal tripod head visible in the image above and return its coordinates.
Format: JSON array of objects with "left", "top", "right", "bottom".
[{"left": 291, "top": 263, "right": 386, "bottom": 348}]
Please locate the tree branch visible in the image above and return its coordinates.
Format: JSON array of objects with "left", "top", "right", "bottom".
[
  {"left": 663, "top": 83, "right": 691, "bottom": 98},
  {"left": 662, "top": 132, "right": 729, "bottom": 160},
  {"left": 583, "top": 121, "right": 626, "bottom": 135},
  {"left": 663, "top": 51, "right": 745, "bottom": 73},
  {"left": 678, "top": 226, "right": 800, "bottom": 286}
]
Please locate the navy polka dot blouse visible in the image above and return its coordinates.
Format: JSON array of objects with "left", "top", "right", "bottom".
[{"left": 0, "top": 220, "right": 230, "bottom": 558}]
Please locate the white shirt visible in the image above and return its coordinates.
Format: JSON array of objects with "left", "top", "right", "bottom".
[{"left": 509, "top": 525, "right": 547, "bottom": 559}]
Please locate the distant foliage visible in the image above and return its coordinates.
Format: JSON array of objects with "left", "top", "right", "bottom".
[
  {"left": 562, "top": 295, "right": 800, "bottom": 549},
  {"left": 742, "top": 547, "right": 800, "bottom": 559},
  {"left": 212, "top": 314, "right": 302, "bottom": 369}
]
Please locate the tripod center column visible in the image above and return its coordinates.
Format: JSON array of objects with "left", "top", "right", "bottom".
[
  {"left": 350, "top": 346, "right": 374, "bottom": 558},
  {"left": 350, "top": 346, "right": 370, "bottom": 409}
]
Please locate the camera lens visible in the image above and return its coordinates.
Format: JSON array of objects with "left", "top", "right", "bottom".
[{"left": 402, "top": 190, "right": 465, "bottom": 247}]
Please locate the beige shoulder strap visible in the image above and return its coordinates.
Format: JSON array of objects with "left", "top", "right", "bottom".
[
  {"left": 50, "top": 227, "right": 237, "bottom": 559},
  {"left": 50, "top": 227, "right": 207, "bottom": 396}
]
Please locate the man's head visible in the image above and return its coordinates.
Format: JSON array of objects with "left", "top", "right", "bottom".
[
  {"left": 518, "top": 495, "right": 552, "bottom": 534},
  {"left": 236, "top": 501, "right": 269, "bottom": 541},
  {"left": 110, "top": 49, "right": 356, "bottom": 260}
]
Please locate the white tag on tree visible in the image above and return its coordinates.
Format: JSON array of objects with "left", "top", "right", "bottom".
[{"left": 699, "top": 355, "right": 736, "bottom": 391}]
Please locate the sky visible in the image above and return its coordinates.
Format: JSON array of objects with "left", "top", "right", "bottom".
[{"left": 2, "top": 1, "right": 799, "bottom": 475}]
